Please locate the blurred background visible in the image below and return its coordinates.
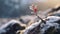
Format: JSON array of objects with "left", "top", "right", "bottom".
[
  {"left": 0, "top": 0, "right": 60, "bottom": 18},
  {"left": 0, "top": 0, "right": 60, "bottom": 26}
]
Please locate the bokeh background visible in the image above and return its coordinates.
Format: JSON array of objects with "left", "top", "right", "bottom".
[
  {"left": 0, "top": 0, "right": 60, "bottom": 18},
  {"left": 0, "top": 0, "right": 60, "bottom": 26}
]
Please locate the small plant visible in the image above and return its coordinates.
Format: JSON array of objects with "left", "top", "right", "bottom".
[{"left": 29, "top": 4, "right": 46, "bottom": 24}]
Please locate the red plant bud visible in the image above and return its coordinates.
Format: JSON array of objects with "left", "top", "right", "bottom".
[{"left": 32, "top": 4, "right": 38, "bottom": 13}]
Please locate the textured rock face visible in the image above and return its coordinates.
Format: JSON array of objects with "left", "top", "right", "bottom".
[
  {"left": 23, "top": 16, "right": 60, "bottom": 34},
  {"left": 0, "top": 20, "right": 25, "bottom": 34}
]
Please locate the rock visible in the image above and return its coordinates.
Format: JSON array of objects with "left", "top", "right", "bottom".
[
  {"left": 23, "top": 16, "right": 60, "bottom": 34},
  {"left": 0, "top": 20, "right": 25, "bottom": 34}
]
